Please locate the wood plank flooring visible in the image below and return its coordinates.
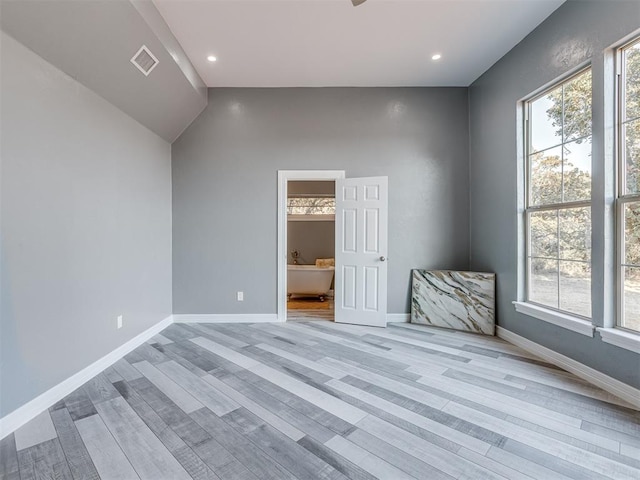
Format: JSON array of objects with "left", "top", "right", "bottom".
[{"left": 2, "top": 320, "right": 639, "bottom": 480}]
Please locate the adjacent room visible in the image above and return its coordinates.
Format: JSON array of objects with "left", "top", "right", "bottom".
[
  {"left": 1, "top": 1, "right": 639, "bottom": 479},
  {"left": 286, "top": 180, "right": 336, "bottom": 321}
]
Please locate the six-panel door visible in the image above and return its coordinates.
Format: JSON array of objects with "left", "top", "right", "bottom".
[{"left": 335, "top": 176, "right": 388, "bottom": 327}]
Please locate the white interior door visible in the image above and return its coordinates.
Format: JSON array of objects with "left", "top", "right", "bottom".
[{"left": 335, "top": 176, "right": 388, "bottom": 327}]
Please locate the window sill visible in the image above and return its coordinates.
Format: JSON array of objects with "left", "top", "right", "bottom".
[
  {"left": 597, "top": 328, "right": 640, "bottom": 354},
  {"left": 287, "top": 214, "right": 335, "bottom": 222},
  {"left": 512, "top": 301, "right": 594, "bottom": 337}
]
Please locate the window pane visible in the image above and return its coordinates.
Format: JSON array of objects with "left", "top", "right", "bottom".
[
  {"left": 624, "top": 40, "right": 640, "bottom": 122},
  {"left": 623, "top": 266, "right": 640, "bottom": 332},
  {"left": 529, "top": 258, "right": 558, "bottom": 309},
  {"left": 530, "top": 146, "right": 562, "bottom": 205},
  {"left": 529, "top": 210, "right": 557, "bottom": 258},
  {"left": 287, "top": 197, "right": 335, "bottom": 215},
  {"left": 525, "top": 68, "right": 592, "bottom": 318},
  {"left": 563, "top": 69, "right": 592, "bottom": 143},
  {"left": 625, "top": 119, "right": 640, "bottom": 194},
  {"left": 531, "top": 92, "right": 562, "bottom": 151},
  {"left": 563, "top": 138, "right": 591, "bottom": 202},
  {"left": 624, "top": 201, "right": 640, "bottom": 266},
  {"left": 559, "top": 207, "right": 591, "bottom": 262},
  {"left": 559, "top": 261, "right": 591, "bottom": 318}
]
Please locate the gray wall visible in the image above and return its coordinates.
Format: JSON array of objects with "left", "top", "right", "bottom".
[
  {"left": 288, "top": 181, "right": 335, "bottom": 196},
  {"left": 469, "top": 0, "right": 640, "bottom": 388},
  {"left": 172, "top": 87, "right": 470, "bottom": 315},
  {"left": 0, "top": 32, "right": 173, "bottom": 416},
  {"left": 287, "top": 221, "right": 335, "bottom": 265}
]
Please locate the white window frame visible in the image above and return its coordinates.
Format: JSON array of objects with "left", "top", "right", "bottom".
[
  {"left": 597, "top": 34, "right": 640, "bottom": 353},
  {"left": 615, "top": 36, "right": 640, "bottom": 336},
  {"left": 515, "top": 66, "right": 594, "bottom": 336}
]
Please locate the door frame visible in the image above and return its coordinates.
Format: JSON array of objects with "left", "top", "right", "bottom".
[{"left": 277, "top": 170, "right": 345, "bottom": 322}]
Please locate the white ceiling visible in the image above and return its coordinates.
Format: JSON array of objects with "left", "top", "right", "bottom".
[{"left": 153, "top": 0, "right": 565, "bottom": 87}]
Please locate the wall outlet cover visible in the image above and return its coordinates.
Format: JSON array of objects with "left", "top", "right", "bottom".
[
  {"left": 117, "top": 315, "right": 123, "bottom": 329},
  {"left": 237, "top": 292, "right": 244, "bottom": 301}
]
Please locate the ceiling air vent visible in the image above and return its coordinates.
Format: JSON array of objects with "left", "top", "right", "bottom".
[{"left": 130, "top": 45, "right": 159, "bottom": 76}]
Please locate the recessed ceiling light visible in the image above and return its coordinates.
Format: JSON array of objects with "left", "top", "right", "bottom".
[
  {"left": 432, "top": 54, "right": 442, "bottom": 61},
  {"left": 207, "top": 55, "right": 217, "bottom": 62}
]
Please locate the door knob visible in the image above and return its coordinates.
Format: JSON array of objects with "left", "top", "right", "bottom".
[{"left": 379, "top": 256, "right": 386, "bottom": 262}]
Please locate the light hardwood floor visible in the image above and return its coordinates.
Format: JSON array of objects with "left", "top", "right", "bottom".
[{"left": 2, "top": 320, "right": 639, "bottom": 480}]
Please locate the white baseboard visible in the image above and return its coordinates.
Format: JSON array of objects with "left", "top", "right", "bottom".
[
  {"left": 175, "top": 313, "right": 411, "bottom": 324},
  {"left": 0, "top": 315, "right": 173, "bottom": 440},
  {"left": 497, "top": 326, "right": 640, "bottom": 410},
  {"left": 172, "top": 314, "right": 279, "bottom": 324},
  {"left": 387, "top": 313, "right": 410, "bottom": 323}
]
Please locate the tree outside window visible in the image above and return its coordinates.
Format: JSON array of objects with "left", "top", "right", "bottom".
[
  {"left": 287, "top": 197, "right": 335, "bottom": 215},
  {"left": 619, "top": 38, "right": 640, "bottom": 333},
  {"left": 526, "top": 68, "right": 592, "bottom": 318}
]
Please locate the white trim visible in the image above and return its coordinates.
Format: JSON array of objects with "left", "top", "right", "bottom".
[
  {"left": 386, "top": 313, "right": 410, "bottom": 323},
  {"left": 0, "top": 315, "right": 173, "bottom": 440},
  {"left": 172, "top": 314, "right": 279, "bottom": 324},
  {"left": 497, "top": 326, "right": 640, "bottom": 410},
  {"left": 597, "top": 327, "right": 640, "bottom": 354},
  {"left": 277, "top": 170, "right": 345, "bottom": 323},
  {"left": 288, "top": 214, "right": 335, "bottom": 222},
  {"left": 513, "top": 301, "right": 594, "bottom": 337}
]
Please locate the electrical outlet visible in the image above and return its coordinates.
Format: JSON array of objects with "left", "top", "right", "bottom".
[
  {"left": 237, "top": 291, "right": 244, "bottom": 301},
  {"left": 117, "top": 315, "right": 123, "bottom": 329}
]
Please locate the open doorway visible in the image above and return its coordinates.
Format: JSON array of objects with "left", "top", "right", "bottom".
[
  {"left": 286, "top": 180, "right": 336, "bottom": 322},
  {"left": 277, "top": 171, "right": 345, "bottom": 322},
  {"left": 278, "top": 170, "right": 389, "bottom": 326}
]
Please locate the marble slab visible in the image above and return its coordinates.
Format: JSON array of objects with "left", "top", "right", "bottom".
[{"left": 411, "top": 270, "right": 495, "bottom": 335}]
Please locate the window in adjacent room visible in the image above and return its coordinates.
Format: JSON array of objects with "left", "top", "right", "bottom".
[
  {"left": 287, "top": 195, "right": 335, "bottom": 221},
  {"left": 617, "top": 36, "right": 640, "bottom": 333},
  {"left": 525, "top": 67, "right": 593, "bottom": 318}
]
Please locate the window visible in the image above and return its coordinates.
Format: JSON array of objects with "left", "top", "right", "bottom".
[
  {"left": 287, "top": 196, "right": 335, "bottom": 217},
  {"left": 617, "top": 37, "right": 640, "bottom": 333},
  {"left": 525, "top": 68, "right": 593, "bottom": 318}
]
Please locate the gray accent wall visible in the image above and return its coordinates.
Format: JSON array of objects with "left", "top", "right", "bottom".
[
  {"left": 0, "top": 33, "right": 173, "bottom": 416},
  {"left": 288, "top": 181, "right": 335, "bottom": 196},
  {"left": 172, "top": 88, "right": 470, "bottom": 315},
  {"left": 288, "top": 221, "right": 335, "bottom": 266},
  {"left": 469, "top": 0, "right": 640, "bottom": 388}
]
